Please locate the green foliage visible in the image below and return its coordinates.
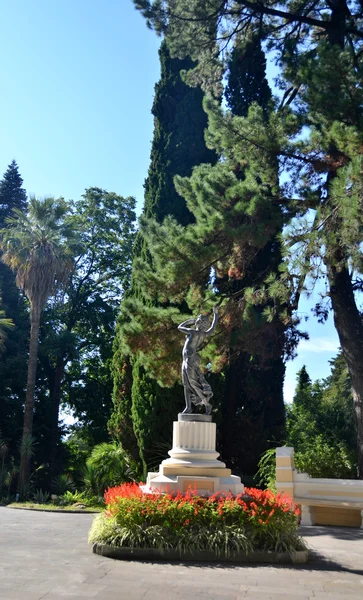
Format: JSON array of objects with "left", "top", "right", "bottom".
[
  {"left": 58, "top": 490, "right": 85, "bottom": 505},
  {"left": 109, "top": 356, "right": 141, "bottom": 472},
  {"left": 0, "top": 161, "right": 28, "bottom": 461},
  {"left": 130, "top": 356, "right": 176, "bottom": 476},
  {"left": 32, "top": 489, "right": 50, "bottom": 504},
  {"left": 256, "top": 448, "right": 277, "bottom": 491},
  {"left": 112, "top": 39, "right": 217, "bottom": 475},
  {"left": 116, "top": 36, "right": 294, "bottom": 477},
  {"left": 0, "top": 160, "right": 27, "bottom": 227},
  {"left": 287, "top": 359, "right": 357, "bottom": 474},
  {"left": 63, "top": 432, "right": 91, "bottom": 485},
  {"left": 32, "top": 187, "right": 136, "bottom": 480},
  {"left": 119, "top": 99, "right": 296, "bottom": 385},
  {"left": 1, "top": 197, "right": 78, "bottom": 311},
  {"left": 59, "top": 188, "right": 135, "bottom": 440},
  {"left": 257, "top": 357, "right": 357, "bottom": 483},
  {"left": 294, "top": 436, "right": 356, "bottom": 479},
  {"left": 134, "top": 0, "right": 363, "bottom": 475},
  {"left": 58, "top": 490, "right": 104, "bottom": 507},
  {"left": 83, "top": 443, "right": 131, "bottom": 496},
  {"left": 225, "top": 36, "right": 272, "bottom": 119},
  {"left": 51, "top": 474, "right": 76, "bottom": 495},
  {"left": 19, "top": 435, "right": 37, "bottom": 460},
  {"left": 0, "top": 306, "right": 14, "bottom": 354}
]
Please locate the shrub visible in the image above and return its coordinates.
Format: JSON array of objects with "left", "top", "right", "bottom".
[
  {"left": 84, "top": 443, "right": 130, "bottom": 496},
  {"left": 89, "top": 484, "right": 304, "bottom": 555},
  {"left": 32, "top": 489, "right": 50, "bottom": 504},
  {"left": 256, "top": 447, "right": 277, "bottom": 491},
  {"left": 51, "top": 474, "right": 76, "bottom": 495},
  {"left": 294, "top": 436, "right": 356, "bottom": 479},
  {"left": 58, "top": 490, "right": 105, "bottom": 507},
  {"left": 257, "top": 437, "right": 357, "bottom": 488}
]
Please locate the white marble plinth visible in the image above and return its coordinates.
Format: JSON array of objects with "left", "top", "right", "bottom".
[
  {"left": 145, "top": 417, "right": 244, "bottom": 496},
  {"left": 162, "top": 420, "right": 224, "bottom": 468}
]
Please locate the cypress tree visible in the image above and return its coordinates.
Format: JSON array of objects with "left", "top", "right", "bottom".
[
  {"left": 0, "top": 161, "right": 28, "bottom": 457},
  {"left": 112, "top": 40, "right": 216, "bottom": 476},
  {"left": 225, "top": 37, "right": 272, "bottom": 119},
  {"left": 0, "top": 160, "right": 27, "bottom": 227}
]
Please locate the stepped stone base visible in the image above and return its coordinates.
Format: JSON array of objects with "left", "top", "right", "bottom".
[{"left": 143, "top": 416, "right": 244, "bottom": 496}]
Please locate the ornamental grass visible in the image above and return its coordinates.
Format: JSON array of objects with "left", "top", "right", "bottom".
[{"left": 89, "top": 483, "right": 305, "bottom": 556}]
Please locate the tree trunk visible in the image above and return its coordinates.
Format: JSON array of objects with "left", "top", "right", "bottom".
[
  {"left": 222, "top": 357, "right": 240, "bottom": 467},
  {"left": 328, "top": 260, "right": 363, "bottom": 478},
  {"left": 18, "top": 304, "right": 41, "bottom": 496},
  {"left": 49, "top": 356, "right": 66, "bottom": 484}
]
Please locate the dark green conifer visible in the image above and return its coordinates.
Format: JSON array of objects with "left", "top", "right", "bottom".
[
  {"left": 225, "top": 37, "right": 272, "bottom": 119},
  {"left": 0, "top": 160, "right": 27, "bottom": 227},
  {"left": 219, "top": 37, "right": 285, "bottom": 475},
  {"left": 0, "top": 161, "right": 28, "bottom": 457},
  {"left": 112, "top": 41, "right": 216, "bottom": 476}
]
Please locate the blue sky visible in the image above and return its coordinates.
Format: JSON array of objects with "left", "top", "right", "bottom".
[{"left": 0, "top": 0, "right": 340, "bottom": 402}]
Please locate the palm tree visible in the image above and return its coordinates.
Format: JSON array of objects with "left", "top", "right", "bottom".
[{"left": 0, "top": 197, "right": 77, "bottom": 494}]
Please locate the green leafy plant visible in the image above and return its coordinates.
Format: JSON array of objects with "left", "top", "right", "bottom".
[
  {"left": 256, "top": 448, "right": 277, "bottom": 491},
  {"left": 294, "top": 436, "right": 356, "bottom": 479},
  {"left": 51, "top": 474, "right": 76, "bottom": 495},
  {"left": 32, "top": 489, "right": 50, "bottom": 504},
  {"left": 58, "top": 490, "right": 104, "bottom": 507},
  {"left": 83, "top": 443, "right": 130, "bottom": 496}
]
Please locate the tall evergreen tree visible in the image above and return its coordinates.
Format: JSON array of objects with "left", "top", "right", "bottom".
[
  {"left": 111, "top": 40, "right": 217, "bottom": 476},
  {"left": 225, "top": 36, "right": 272, "bottom": 119},
  {"left": 0, "top": 161, "right": 28, "bottom": 459},
  {"left": 0, "top": 160, "right": 27, "bottom": 227},
  {"left": 217, "top": 36, "right": 285, "bottom": 475}
]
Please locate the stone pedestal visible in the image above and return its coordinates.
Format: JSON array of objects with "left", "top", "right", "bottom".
[{"left": 144, "top": 414, "right": 244, "bottom": 496}]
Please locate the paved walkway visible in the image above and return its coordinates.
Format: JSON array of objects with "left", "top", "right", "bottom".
[{"left": 0, "top": 507, "right": 362, "bottom": 600}]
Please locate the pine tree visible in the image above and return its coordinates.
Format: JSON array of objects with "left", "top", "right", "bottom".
[
  {"left": 217, "top": 36, "right": 285, "bottom": 475},
  {"left": 0, "top": 161, "right": 28, "bottom": 459},
  {"left": 112, "top": 40, "right": 217, "bottom": 476}
]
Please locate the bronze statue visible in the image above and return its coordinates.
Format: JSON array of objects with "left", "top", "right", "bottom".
[{"left": 178, "top": 306, "right": 218, "bottom": 414}]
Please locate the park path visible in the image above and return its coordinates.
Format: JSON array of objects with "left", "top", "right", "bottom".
[{"left": 0, "top": 507, "right": 362, "bottom": 600}]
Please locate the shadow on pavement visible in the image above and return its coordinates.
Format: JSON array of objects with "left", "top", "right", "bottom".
[
  {"left": 114, "top": 552, "right": 363, "bottom": 577},
  {"left": 299, "top": 525, "right": 363, "bottom": 541}
]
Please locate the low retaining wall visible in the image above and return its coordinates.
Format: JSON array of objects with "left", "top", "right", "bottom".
[
  {"left": 276, "top": 447, "right": 363, "bottom": 528},
  {"left": 93, "top": 543, "right": 308, "bottom": 564}
]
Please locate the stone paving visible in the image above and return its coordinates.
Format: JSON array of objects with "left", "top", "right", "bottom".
[{"left": 0, "top": 507, "right": 362, "bottom": 600}]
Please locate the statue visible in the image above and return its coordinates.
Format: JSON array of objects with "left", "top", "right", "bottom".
[{"left": 178, "top": 306, "right": 218, "bottom": 414}]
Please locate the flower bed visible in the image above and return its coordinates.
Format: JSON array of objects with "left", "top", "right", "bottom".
[{"left": 89, "top": 483, "right": 306, "bottom": 558}]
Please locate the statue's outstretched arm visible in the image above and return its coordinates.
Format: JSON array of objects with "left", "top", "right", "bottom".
[{"left": 206, "top": 306, "right": 218, "bottom": 335}]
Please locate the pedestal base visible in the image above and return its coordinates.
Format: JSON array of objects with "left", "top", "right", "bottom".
[{"left": 144, "top": 417, "right": 244, "bottom": 496}]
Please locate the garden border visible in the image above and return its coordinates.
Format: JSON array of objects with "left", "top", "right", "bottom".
[
  {"left": 6, "top": 505, "right": 100, "bottom": 514},
  {"left": 92, "top": 542, "right": 309, "bottom": 564}
]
